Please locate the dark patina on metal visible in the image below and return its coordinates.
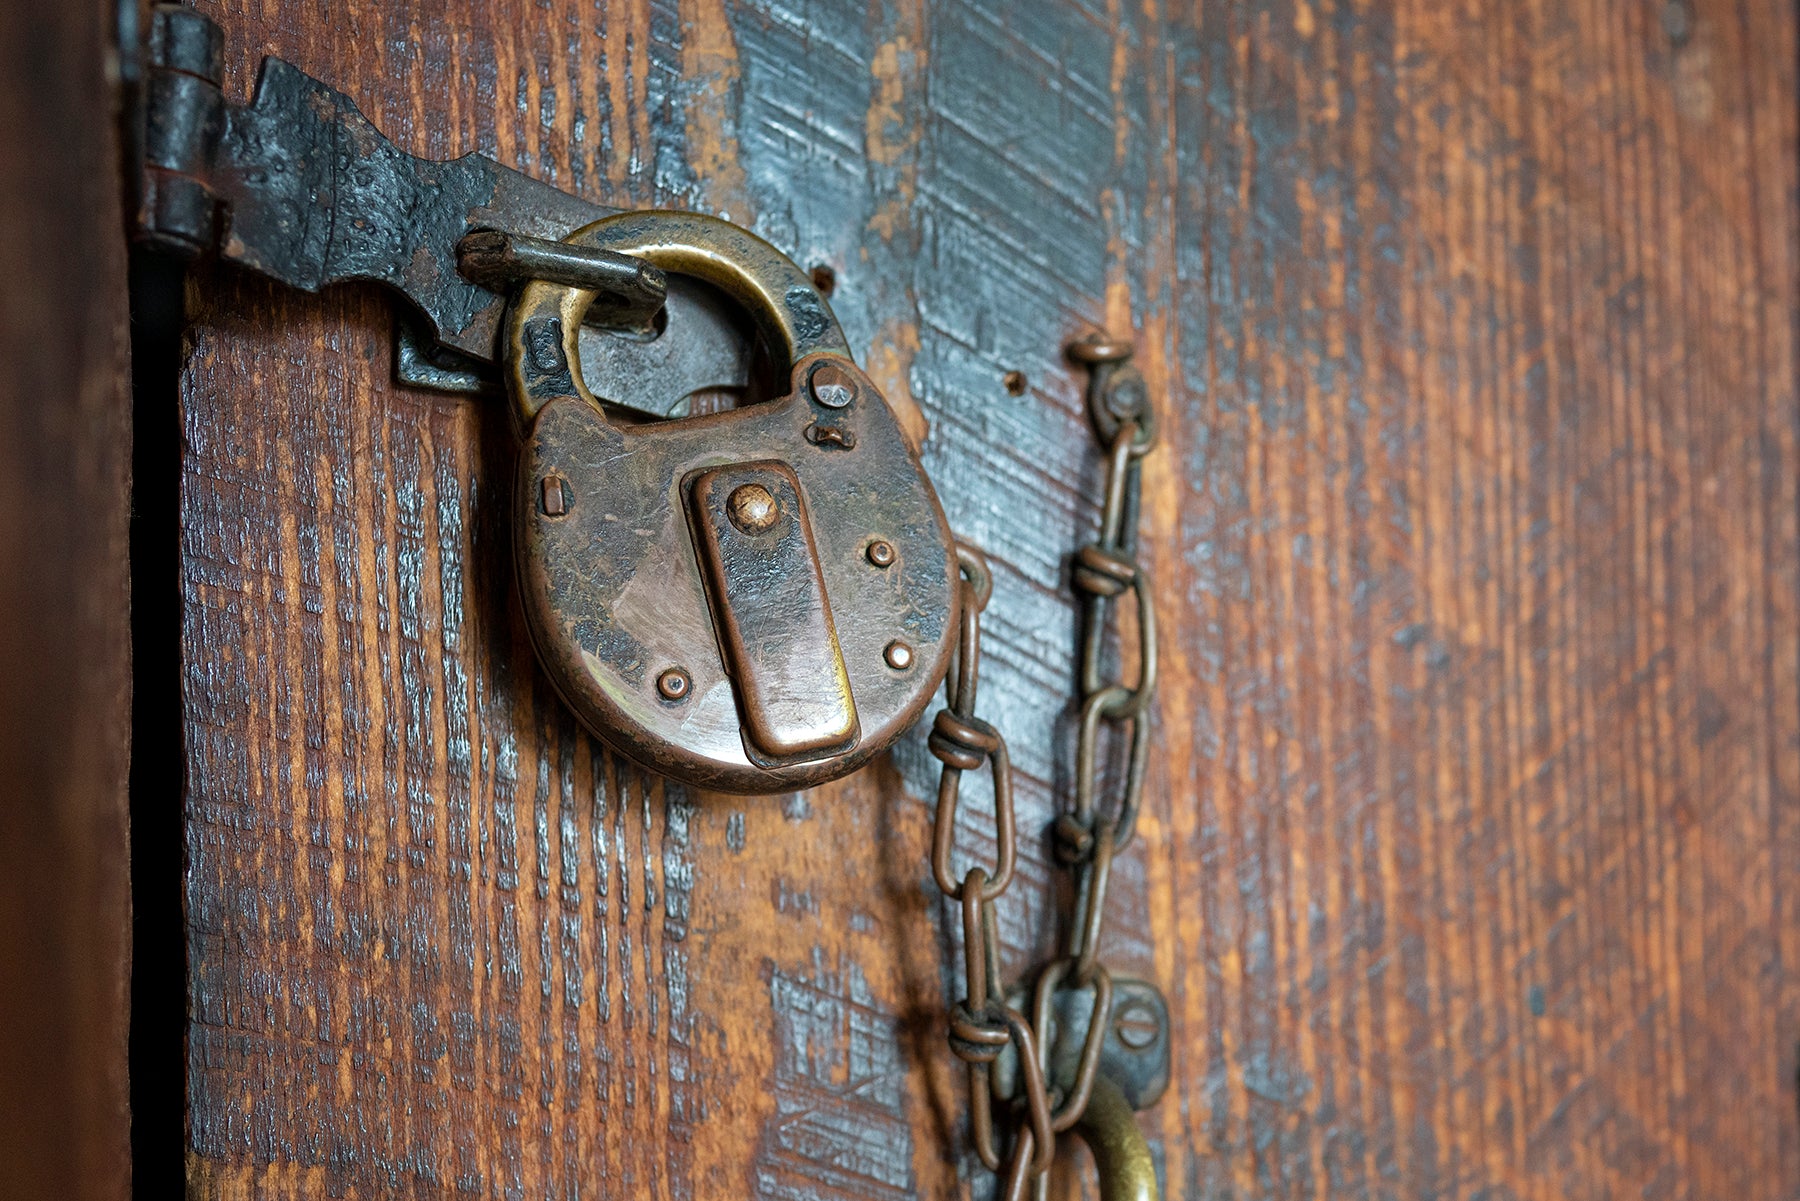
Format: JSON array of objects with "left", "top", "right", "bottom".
[
  {"left": 137, "top": 8, "right": 611, "bottom": 359},
  {"left": 507, "top": 211, "right": 958, "bottom": 793},
  {"left": 134, "top": 4, "right": 755, "bottom": 420}
]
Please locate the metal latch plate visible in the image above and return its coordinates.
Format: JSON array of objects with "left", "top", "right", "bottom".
[{"left": 686, "top": 461, "right": 858, "bottom": 765}]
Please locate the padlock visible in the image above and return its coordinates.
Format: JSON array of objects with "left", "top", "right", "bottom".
[{"left": 503, "top": 211, "right": 959, "bottom": 793}]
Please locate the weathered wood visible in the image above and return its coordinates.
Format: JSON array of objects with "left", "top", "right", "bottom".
[
  {"left": 180, "top": 1, "right": 1799, "bottom": 1199},
  {"left": 0, "top": 2, "right": 134, "bottom": 1198}
]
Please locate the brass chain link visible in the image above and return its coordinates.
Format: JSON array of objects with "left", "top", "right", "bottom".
[{"left": 928, "top": 339, "right": 1158, "bottom": 1200}]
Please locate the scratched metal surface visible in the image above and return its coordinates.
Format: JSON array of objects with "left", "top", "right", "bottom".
[{"left": 179, "top": 1, "right": 1800, "bottom": 1199}]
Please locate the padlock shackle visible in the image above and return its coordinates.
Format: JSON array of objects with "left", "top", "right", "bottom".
[{"left": 504, "top": 210, "right": 852, "bottom": 429}]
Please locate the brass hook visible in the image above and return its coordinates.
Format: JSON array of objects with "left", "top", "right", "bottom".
[{"left": 1071, "top": 1074, "right": 1158, "bottom": 1201}]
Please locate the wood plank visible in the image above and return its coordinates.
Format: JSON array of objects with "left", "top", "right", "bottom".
[
  {"left": 0, "top": 2, "right": 134, "bottom": 1199},
  {"left": 180, "top": 0, "right": 1799, "bottom": 1198},
  {"left": 1141, "top": 2, "right": 1800, "bottom": 1198}
]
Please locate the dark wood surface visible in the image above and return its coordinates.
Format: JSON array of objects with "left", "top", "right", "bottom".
[
  {"left": 179, "top": 0, "right": 1799, "bottom": 1198},
  {"left": 0, "top": 2, "right": 134, "bottom": 1199}
]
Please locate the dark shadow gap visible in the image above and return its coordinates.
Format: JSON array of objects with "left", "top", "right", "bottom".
[{"left": 127, "top": 242, "right": 186, "bottom": 1193}]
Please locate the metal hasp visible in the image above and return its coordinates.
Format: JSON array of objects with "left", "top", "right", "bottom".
[
  {"left": 131, "top": 4, "right": 755, "bottom": 416},
  {"left": 135, "top": 6, "right": 633, "bottom": 357},
  {"left": 455, "top": 230, "right": 666, "bottom": 327}
]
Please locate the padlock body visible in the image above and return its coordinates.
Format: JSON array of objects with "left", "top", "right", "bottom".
[{"left": 515, "top": 357, "right": 958, "bottom": 793}]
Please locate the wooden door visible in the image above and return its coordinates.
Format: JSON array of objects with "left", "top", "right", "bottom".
[{"left": 174, "top": 2, "right": 1800, "bottom": 1199}]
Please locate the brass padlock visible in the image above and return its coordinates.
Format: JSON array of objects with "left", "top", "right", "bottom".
[{"left": 503, "top": 211, "right": 958, "bottom": 793}]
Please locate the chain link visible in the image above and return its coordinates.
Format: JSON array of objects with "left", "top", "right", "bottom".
[{"left": 927, "top": 342, "right": 1159, "bottom": 1194}]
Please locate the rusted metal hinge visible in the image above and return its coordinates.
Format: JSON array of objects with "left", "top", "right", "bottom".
[{"left": 130, "top": 5, "right": 750, "bottom": 414}]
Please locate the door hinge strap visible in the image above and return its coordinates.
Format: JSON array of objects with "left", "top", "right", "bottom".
[{"left": 132, "top": 5, "right": 663, "bottom": 361}]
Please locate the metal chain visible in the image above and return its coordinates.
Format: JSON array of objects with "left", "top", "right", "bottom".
[{"left": 928, "top": 339, "right": 1158, "bottom": 1200}]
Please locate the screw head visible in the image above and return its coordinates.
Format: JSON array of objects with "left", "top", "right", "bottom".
[
  {"left": 866, "top": 540, "right": 896, "bottom": 568},
  {"left": 883, "top": 640, "right": 914, "bottom": 671},
  {"left": 726, "top": 483, "right": 779, "bottom": 534},
  {"left": 809, "top": 361, "right": 858, "bottom": 409},
  {"left": 1103, "top": 371, "right": 1150, "bottom": 423},
  {"left": 656, "top": 668, "right": 691, "bottom": 701},
  {"left": 1112, "top": 999, "right": 1161, "bottom": 1050}
]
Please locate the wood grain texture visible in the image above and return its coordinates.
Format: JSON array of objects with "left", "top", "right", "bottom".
[
  {"left": 0, "top": 1, "right": 134, "bottom": 1198},
  {"left": 178, "top": 1, "right": 1799, "bottom": 1199}
]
